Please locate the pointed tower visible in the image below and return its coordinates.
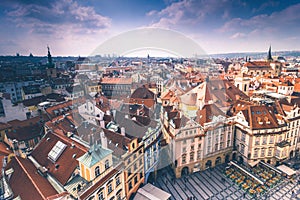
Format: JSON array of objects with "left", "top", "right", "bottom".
[
  {"left": 47, "top": 45, "right": 53, "bottom": 65},
  {"left": 267, "top": 45, "right": 273, "bottom": 61},
  {"left": 46, "top": 45, "right": 57, "bottom": 77}
]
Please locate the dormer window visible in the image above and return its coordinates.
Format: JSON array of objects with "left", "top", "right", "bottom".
[
  {"left": 105, "top": 160, "right": 109, "bottom": 170},
  {"left": 95, "top": 166, "right": 100, "bottom": 177}
]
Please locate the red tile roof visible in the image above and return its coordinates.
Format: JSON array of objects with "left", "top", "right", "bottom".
[
  {"left": 240, "top": 105, "right": 280, "bottom": 130},
  {"left": 244, "top": 61, "right": 270, "bottom": 68},
  {"left": 196, "top": 104, "right": 225, "bottom": 126},
  {"left": 101, "top": 77, "right": 132, "bottom": 85},
  {"left": 0, "top": 122, "right": 11, "bottom": 131},
  {"left": 6, "top": 125, "right": 43, "bottom": 141},
  {"left": 31, "top": 130, "right": 87, "bottom": 185},
  {"left": 5, "top": 156, "right": 58, "bottom": 200}
]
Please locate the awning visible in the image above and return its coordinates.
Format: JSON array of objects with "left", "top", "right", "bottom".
[
  {"left": 276, "top": 165, "right": 296, "bottom": 176},
  {"left": 134, "top": 183, "right": 171, "bottom": 200},
  {"left": 230, "top": 161, "right": 264, "bottom": 185},
  {"left": 259, "top": 161, "right": 282, "bottom": 175}
]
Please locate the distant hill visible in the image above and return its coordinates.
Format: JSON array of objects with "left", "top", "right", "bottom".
[{"left": 209, "top": 51, "right": 300, "bottom": 59}]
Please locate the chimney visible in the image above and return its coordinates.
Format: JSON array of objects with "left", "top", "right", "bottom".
[
  {"left": 121, "top": 127, "right": 125, "bottom": 136},
  {"left": 100, "top": 120, "right": 105, "bottom": 128},
  {"left": 100, "top": 131, "right": 107, "bottom": 149},
  {"left": 91, "top": 134, "right": 95, "bottom": 145},
  {"left": 88, "top": 135, "right": 92, "bottom": 146}
]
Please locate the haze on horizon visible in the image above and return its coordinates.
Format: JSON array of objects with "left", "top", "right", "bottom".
[{"left": 1, "top": 0, "right": 300, "bottom": 57}]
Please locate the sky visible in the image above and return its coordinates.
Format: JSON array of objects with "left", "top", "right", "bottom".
[{"left": 1, "top": 0, "right": 300, "bottom": 56}]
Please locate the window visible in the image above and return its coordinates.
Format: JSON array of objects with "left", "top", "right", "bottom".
[
  {"left": 182, "top": 154, "right": 186, "bottom": 164},
  {"left": 134, "top": 163, "right": 137, "bottom": 170},
  {"left": 261, "top": 148, "right": 265, "bottom": 157},
  {"left": 48, "top": 141, "right": 67, "bottom": 162},
  {"left": 254, "top": 149, "right": 258, "bottom": 158},
  {"left": 108, "top": 183, "right": 113, "bottom": 194},
  {"left": 139, "top": 159, "right": 143, "bottom": 166},
  {"left": 207, "top": 146, "right": 211, "bottom": 154},
  {"left": 182, "top": 147, "right": 186, "bottom": 153},
  {"left": 240, "top": 144, "right": 245, "bottom": 154},
  {"left": 269, "top": 136, "right": 274, "bottom": 144},
  {"left": 191, "top": 145, "right": 194, "bottom": 151},
  {"left": 198, "top": 143, "right": 201, "bottom": 149},
  {"left": 275, "top": 149, "right": 280, "bottom": 157},
  {"left": 278, "top": 136, "right": 282, "bottom": 142},
  {"left": 268, "top": 148, "right": 272, "bottom": 156},
  {"left": 220, "top": 142, "right": 223, "bottom": 149},
  {"left": 255, "top": 137, "right": 260, "bottom": 145},
  {"left": 98, "top": 191, "right": 104, "bottom": 200},
  {"left": 129, "top": 181, "right": 133, "bottom": 190},
  {"left": 227, "top": 140, "right": 230, "bottom": 147},
  {"left": 215, "top": 143, "right": 219, "bottom": 151},
  {"left": 134, "top": 176, "right": 138, "bottom": 184},
  {"left": 197, "top": 150, "right": 201, "bottom": 160},
  {"left": 190, "top": 152, "right": 194, "bottom": 161},
  {"left": 241, "top": 132, "right": 246, "bottom": 142},
  {"left": 127, "top": 168, "right": 132, "bottom": 177},
  {"left": 116, "top": 176, "right": 121, "bottom": 186},
  {"left": 117, "top": 193, "right": 122, "bottom": 200},
  {"left": 105, "top": 160, "right": 109, "bottom": 170},
  {"left": 95, "top": 166, "right": 100, "bottom": 177},
  {"left": 262, "top": 136, "right": 267, "bottom": 145}
]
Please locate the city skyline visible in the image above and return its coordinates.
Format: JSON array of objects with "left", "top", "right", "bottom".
[{"left": 1, "top": 0, "right": 300, "bottom": 56}]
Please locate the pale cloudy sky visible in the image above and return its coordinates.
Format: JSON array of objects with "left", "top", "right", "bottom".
[{"left": 1, "top": 0, "right": 300, "bottom": 56}]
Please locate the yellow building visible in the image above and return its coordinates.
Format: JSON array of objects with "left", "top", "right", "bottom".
[
  {"left": 85, "top": 82, "right": 102, "bottom": 94},
  {"left": 78, "top": 144, "right": 126, "bottom": 200},
  {"left": 122, "top": 138, "right": 145, "bottom": 200}
]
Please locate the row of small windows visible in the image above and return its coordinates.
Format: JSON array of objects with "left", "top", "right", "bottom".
[{"left": 95, "top": 160, "right": 110, "bottom": 177}]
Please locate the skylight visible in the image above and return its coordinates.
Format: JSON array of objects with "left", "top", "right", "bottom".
[{"left": 48, "top": 141, "right": 67, "bottom": 162}]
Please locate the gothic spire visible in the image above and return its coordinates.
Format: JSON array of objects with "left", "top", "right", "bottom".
[
  {"left": 47, "top": 45, "right": 53, "bottom": 64},
  {"left": 267, "top": 45, "right": 273, "bottom": 61}
]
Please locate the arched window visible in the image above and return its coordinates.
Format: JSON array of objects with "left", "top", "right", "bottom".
[
  {"left": 95, "top": 166, "right": 100, "bottom": 177},
  {"left": 105, "top": 160, "right": 109, "bottom": 170}
]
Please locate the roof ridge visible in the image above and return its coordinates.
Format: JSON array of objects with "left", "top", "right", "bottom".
[
  {"left": 248, "top": 106, "right": 253, "bottom": 129},
  {"left": 15, "top": 157, "right": 46, "bottom": 199}
]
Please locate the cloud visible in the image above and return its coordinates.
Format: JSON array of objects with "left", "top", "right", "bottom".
[
  {"left": 230, "top": 32, "right": 246, "bottom": 39},
  {"left": 219, "top": 3, "right": 300, "bottom": 35},
  {"left": 6, "top": 0, "right": 111, "bottom": 36},
  {"left": 147, "top": 0, "right": 231, "bottom": 28}
]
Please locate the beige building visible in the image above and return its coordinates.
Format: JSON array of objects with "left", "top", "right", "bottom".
[
  {"left": 160, "top": 80, "right": 236, "bottom": 178},
  {"left": 241, "top": 61, "right": 282, "bottom": 77},
  {"left": 234, "top": 103, "right": 289, "bottom": 165},
  {"left": 281, "top": 101, "right": 300, "bottom": 158}
]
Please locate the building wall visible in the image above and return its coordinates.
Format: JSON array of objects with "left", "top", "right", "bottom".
[
  {"left": 83, "top": 169, "right": 126, "bottom": 200},
  {"left": 123, "top": 141, "right": 144, "bottom": 200}
]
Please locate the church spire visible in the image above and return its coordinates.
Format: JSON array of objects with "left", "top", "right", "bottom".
[
  {"left": 47, "top": 45, "right": 53, "bottom": 65},
  {"left": 267, "top": 45, "right": 273, "bottom": 61}
]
